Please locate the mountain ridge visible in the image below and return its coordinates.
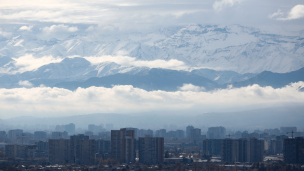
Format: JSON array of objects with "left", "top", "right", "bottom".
[
  {"left": 53, "top": 68, "right": 220, "bottom": 91},
  {"left": 231, "top": 67, "right": 304, "bottom": 88},
  {"left": 0, "top": 57, "right": 258, "bottom": 88},
  {"left": 0, "top": 24, "right": 303, "bottom": 74},
  {"left": 52, "top": 67, "right": 304, "bottom": 91}
]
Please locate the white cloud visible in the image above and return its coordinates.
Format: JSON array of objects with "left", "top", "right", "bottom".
[
  {"left": 12, "top": 54, "right": 63, "bottom": 73},
  {"left": 85, "top": 56, "right": 195, "bottom": 71},
  {"left": 13, "top": 39, "right": 24, "bottom": 46},
  {"left": 178, "top": 83, "right": 205, "bottom": 92},
  {"left": 0, "top": 10, "right": 64, "bottom": 22},
  {"left": 18, "top": 80, "right": 33, "bottom": 87},
  {"left": 19, "top": 25, "right": 33, "bottom": 31},
  {"left": 0, "top": 82, "right": 303, "bottom": 118},
  {"left": 42, "top": 24, "right": 78, "bottom": 33},
  {"left": 86, "top": 25, "right": 96, "bottom": 32},
  {"left": 0, "top": 29, "right": 12, "bottom": 38},
  {"left": 268, "top": 9, "right": 283, "bottom": 19},
  {"left": 271, "top": 4, "right": 304, "bottom": 20},
  {"left": 213, "top": 0, "right": 244, "bottom": 11}
]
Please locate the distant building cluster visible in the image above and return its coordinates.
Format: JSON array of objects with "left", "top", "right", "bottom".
[{"left": 0, "top": 123, "right": 303, "bottom": 166}]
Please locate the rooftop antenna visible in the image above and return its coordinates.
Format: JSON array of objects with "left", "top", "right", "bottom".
[{"left": 286, "top": 130, "right": 299, "bottom": 139}]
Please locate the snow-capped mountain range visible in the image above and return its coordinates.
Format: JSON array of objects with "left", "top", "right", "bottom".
[{"left": 0, "top": 24, "right": 303, "bottom": 89}]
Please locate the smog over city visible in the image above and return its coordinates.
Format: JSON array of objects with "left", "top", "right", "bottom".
[{"left": 0, "top": 0, "right": 304, "bottom": 170}]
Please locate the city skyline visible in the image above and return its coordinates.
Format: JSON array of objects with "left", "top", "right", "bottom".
[{"left": 0, "top": 0, "right": 304, "bottom": 169}]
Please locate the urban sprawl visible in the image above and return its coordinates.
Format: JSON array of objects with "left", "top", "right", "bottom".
[{"left": 0, "top": 124, "right": 303, "bottom": 171}]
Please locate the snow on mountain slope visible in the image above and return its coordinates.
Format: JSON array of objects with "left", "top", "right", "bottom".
[
  {"left": 0, "top": 57, "right": 151, "bottom": 88},
  {"left": 0, "top": 56, "right": 256, "bottom": 88},
  {"left": 0, "top": 24, "right": 303, "bottom": 79}
]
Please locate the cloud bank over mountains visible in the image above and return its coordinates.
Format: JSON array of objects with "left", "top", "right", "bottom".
[
  {"left": 0, "top": 82, "right": 303, "bottom": 118},
  {"left": 11, "top": 54, "right": 63, "bottom": 73}
]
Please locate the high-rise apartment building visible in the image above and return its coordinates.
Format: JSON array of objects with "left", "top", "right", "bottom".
[
  {"left": 190, "top": 128, "right": 201, "bottom": 141},
  {"left": 69, "top": 134, "right": 89, "bottom": 163},
  {"left": 247, "top": 138, "right": 264, "bottom": 163},
  {"left": 176, "top": 130, "right": 185, "bottom": 139},
  {"left": 186, "top": 125, "right": 194, "bottom": 139},
  {"left": 5, "top": 145, "right": 22, "bottom": 158},
  {"left": 155, "top": 129, "right": 167, "bottom": 138},
  {"left": 139, "top": 136, "right": 164, "bottom": 164},
  {"left": 85, "top": 131, "right": 94, "bottom": 137},
  {"left": 55, "top": 125, "right": 65, "bottom": 132},
  {"left": 88, "top": 124, "right": 96, "bottom": 132},
  {"left": 166, "top": 131, "right": 177, "bottom": 138},
  {"left": 111, "top": 128, "right": 136, "bottom": 163},
  {"left": 65, "top": 123, "right": 75, "bottom": 135},
  {"left": 34, "top": 131, "right": 47, "bottom": 140},
  {"left": 126, "top": 128, "right": 139, "bottom": 139},
  {"left": 0, "top": 131, "right": 6, "bottom": 142},
  {"left": 221, "top": 139, "right": 235, "bottom": 163},
  {"left": 36, "top": 141, "right": 48, "bottom": 152},
  {"left": 88, "top": 124, "right": 104, "bottom": 134},
  {"left": 51, "top": 131, "right": 68, "bottom": 139},
  {"left": 48, "top": 139, "right": 70, "bottom": 164},
  {"left": 207, "top": 127, "right": 226, "bottom": 139},
  {"left": 48, "top": 134, "right": 95, "bottom": 164},
  {"left": 95, "top": 139, "right": 111, "bottom": 154},
  {"left": 138, "top": 129, "right": 154, "bottom": 137},
  {"left": 7, "top": 129, "right": 23, "bottom": 140},
  {"left": 202, "top": 139, "right": 222, "bottom": 155},
  {"left": 284, "top": 137, "right": 304, "bottom": 164},
  {"left": 268, "top": 140, "right": 283, "bottom": 154},
  {"left": 5, "top": 144, "right": 37, "bottom": 158},
  {"left": 221, "top": 138, "right": 264, "bottom": 163},
  {"left": 74, "top": 139, "right": 95, "bottom": 165}
]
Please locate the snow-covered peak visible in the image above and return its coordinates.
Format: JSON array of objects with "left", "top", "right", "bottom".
[{"left": 0, "top": 24, "right": 303, "bottom": 75}]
